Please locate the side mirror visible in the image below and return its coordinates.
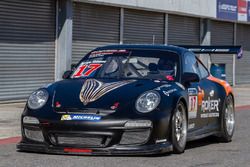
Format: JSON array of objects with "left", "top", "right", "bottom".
[
  {"left": 182, "top": 72, "right": 200, "bottom": 85},
  {"left": 62, "top": 70, "right": 72, "bottom": 79}
]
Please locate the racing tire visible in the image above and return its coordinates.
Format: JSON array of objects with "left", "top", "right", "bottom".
[
  {"left": 171, "top": 101, "right": 187, "bottom": 154},
  {"left": 219, "top": 95, "right": 235, "bottom": 142}
]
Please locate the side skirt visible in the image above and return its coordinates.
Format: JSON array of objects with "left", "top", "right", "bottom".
[
  {"left": 187, "top": 131, "right": 220, "bottom": 142},
  {"left": 187, "top": 124, "right": 220, "bottom": 142}
]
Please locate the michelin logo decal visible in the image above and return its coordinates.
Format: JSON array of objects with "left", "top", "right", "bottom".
[{"left": 61, "top": 114, "right": 101, "bottom": 121}]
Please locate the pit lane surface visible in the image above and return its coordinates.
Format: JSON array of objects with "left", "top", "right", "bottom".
[{"left": 0, "top": 109, "right": 249, "bottom": 167}]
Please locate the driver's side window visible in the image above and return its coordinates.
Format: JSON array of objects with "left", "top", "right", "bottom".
[
  {"left": 183, "top": 52, "right": 200, "bottom": 76},
  {"left": 196, "top": 59, "right": 209, "bottom": 79}
]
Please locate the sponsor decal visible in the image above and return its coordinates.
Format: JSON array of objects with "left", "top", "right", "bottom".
[
  {"left": 201, "top": 113, "right": 220, "bottom": 118},
  {"left": 200, "top": 90, "right": 220, "bottom": 118},
  {"left": 89, "top": 50, "right": 128, "bottom": 58},
  {"left": 188, "top": 89, "right": 198, "bottom": 117},
  {"left": 61, "top": 114, "right": 101, "bottom": 121},
  {"left": 61, "top": 115, "right": 72, "bottom": 121},
  {"left": 201, "top": 97, "right": 220, "bottom": 112},
  {"left": 189, "top": 96, "right": 198, "bottom": 112},
  {"left": 188, "top": 88, "right": 198, "bottom": 96},
  {"left": 154, "top": 84, "right": 172, "bottom": 91},
  {"left": 209, "top": 90, "right": 215, "bottom": 97},
  {"left": 189, "top": 48, "right": 232, "bottom": 53},
  {"left": 163, "top": 88, "right": 177, "bottom": 96},
  {"left": 80, "top": 79, "right": 135, "bottom": 105}
]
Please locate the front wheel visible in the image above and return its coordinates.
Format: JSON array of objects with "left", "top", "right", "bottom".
[
  {"left": 220, "top": 95, "right": 235, "bottom": 142},
  {"left": 171, "top": 102, "right": 187, "bottom": 154}
]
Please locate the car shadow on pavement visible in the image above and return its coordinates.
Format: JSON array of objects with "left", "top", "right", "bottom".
[{"left": 185, "top": 136, "right": 220, "bottom": 150}]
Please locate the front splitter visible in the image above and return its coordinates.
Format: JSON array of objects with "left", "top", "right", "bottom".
[{"left": 17, "top": 141, "right": 173, "bottom": 156}]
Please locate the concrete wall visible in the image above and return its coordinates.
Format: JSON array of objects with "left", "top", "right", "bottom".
[{"left": 78, "top": 0, "right": 216, "bottom": 18}]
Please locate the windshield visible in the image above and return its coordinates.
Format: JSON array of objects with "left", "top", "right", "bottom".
[{"left": 71, "top": 49, "right": 180, "bottom": 81}]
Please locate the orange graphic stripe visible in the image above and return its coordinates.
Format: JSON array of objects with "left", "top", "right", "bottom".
[
  {"left": 198, "top": 86, "right": 205, "bottom": 106},
  {"left": 207, "top": 75, "right": 233, "bottom": 96}
]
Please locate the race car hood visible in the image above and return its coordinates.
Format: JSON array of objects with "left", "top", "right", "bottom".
[{"left": 50, "top": 78, "right": 170, "bottom": 111}]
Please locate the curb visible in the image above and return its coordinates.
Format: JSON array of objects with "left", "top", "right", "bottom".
[
  {"left": 0, "top": 136, "right": 21, "bottom": 145},
  {"left": 236, "top": 105, "right": 250, "bottom": 111}
]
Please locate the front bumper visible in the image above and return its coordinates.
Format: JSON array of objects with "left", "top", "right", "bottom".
[
  {"left": 17, "top": 141, "right": 173, "bottom": 155},
  {"left": 17, "top": 117, "right": 172, "bottom": 155}
]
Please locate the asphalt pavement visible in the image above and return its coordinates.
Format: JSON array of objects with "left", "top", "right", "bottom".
[{"left": 0, "top": 84, "right": 249, "bottom": 167}]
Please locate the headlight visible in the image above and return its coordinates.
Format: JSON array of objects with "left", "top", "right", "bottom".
[
  {"left": 135, "top": 91, "right": 161, "bottom": 113},
  {"left": 27, "top": 89, "right": 49, "bottom": 110}
]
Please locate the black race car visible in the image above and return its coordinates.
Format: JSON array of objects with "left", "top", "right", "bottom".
[{"left": 17, "top": 45, "right": 238, "bottom": 155}]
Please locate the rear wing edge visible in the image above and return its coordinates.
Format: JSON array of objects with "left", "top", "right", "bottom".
[{"left": 179, "top": 45, "right": 243, "bottom": 59}]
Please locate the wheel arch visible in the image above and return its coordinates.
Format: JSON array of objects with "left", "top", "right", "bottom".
[
  {"left": 228, "top": 93, "right": 235, "bottom": 107},
  {"left": 170, "top": 96, "right": 188, "bottom": 153},
  {"left": 176, "top": 96, "right": 188, "bottom": 124}
]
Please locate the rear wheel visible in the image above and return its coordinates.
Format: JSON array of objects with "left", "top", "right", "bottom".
[
  {"left": 171, "top": 102, "right": 187, "bottom": 154},
  {"left": 220, "top": 95, "right": 235, "bottom": 142}
]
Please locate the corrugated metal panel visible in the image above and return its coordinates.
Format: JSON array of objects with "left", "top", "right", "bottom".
[
  {"left": 211, "top": 21, "right": 234, "bottom": 45},
  {"left": 123, "top": 9, "right": 164, "bottom": 44},
  {"left": 235, "top": 51, "right": 250, "bottom": 84},
  {"left": 210, "top": 54, "right": 233, "bottom": 85},
  {"left": 0, "top": 0, "right": 55, "bottom": 101},
  {"left": 236, "top": 24, "right": 250, "bottom": 50},
  {"left": 72, "top": 3, "right": 120, "bottom": 63},
  {"left": 236, "top": 24, "right": 250, "bottom": 84},
  {"left": 168, "top": 15, "right": 200, "bottom": 45},
  {"left": 210, "top": 21, "right": 234, "bottom": 84}
]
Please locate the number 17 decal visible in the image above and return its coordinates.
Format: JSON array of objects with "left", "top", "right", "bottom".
[{"left": 73, "top": 63, "right": 102, "bottom": 78}]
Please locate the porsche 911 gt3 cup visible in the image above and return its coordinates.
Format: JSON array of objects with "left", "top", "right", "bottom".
[{"left": 17, "top": 45, "right": 240, "bottom": 155}]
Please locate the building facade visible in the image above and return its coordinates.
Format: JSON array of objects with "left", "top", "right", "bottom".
[{"left": 0, "top": 0, "right": 250, "bottom": 101}]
